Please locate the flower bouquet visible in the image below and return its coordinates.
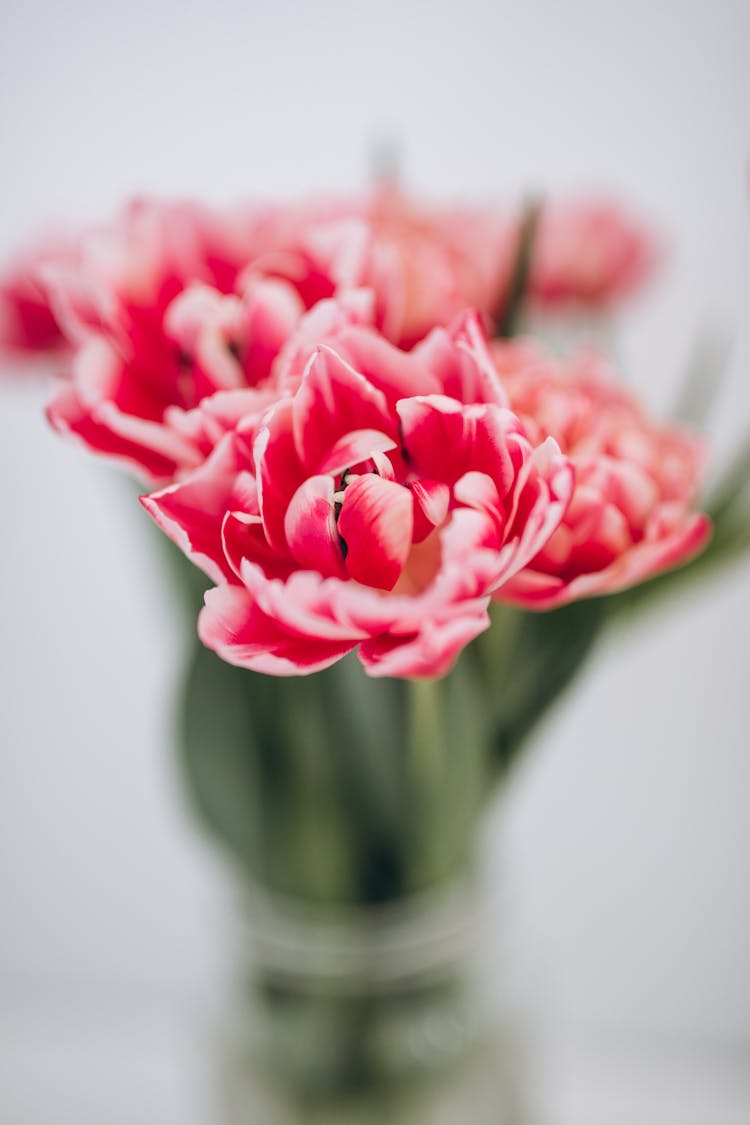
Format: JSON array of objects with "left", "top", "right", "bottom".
[{"left": 3, "top": 188, "right": 748, "bottom": 1121}]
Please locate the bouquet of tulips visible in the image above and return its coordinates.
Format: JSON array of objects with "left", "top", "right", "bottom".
[{"left": 2, "top": 187, "right": 747, "bottom": 1111}]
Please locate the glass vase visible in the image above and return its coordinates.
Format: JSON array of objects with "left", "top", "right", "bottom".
[{"left": 217, "top": 870, "right": 528, "bottom": 1124}]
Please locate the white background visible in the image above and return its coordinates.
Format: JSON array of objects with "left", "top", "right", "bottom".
[{"left": 1, "top": 0, "right": 749, "bottom": 1119}]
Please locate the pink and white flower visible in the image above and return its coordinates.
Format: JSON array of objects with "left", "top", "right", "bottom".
[
  {"left": 230, "top": 188, "right": 510, "bottom": 347},
  {"left": 491, "top": 341, "right": 711, "bottom": 606},
  {"left": 45, "top": 272, "right": 313, "bottom": 482},
  {"left": 4, "top": 191, "right": 659, "bottom": 498},
  {"left": 528, "top": 200, "right": 657, "bottom": 309},
  {"left": 333, "top": 188, "right": 509, "bottom": 347},
  {"left": 2, "top": 191, "right": 507, "bottom": 480},
  {"left": 0, "top": 233, "right": 82, "bottom": 357},
  {"left": 142, "top": 313, "right": 574, "bottom": 678}
]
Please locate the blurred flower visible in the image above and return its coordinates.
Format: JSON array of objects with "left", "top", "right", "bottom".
[
  {"left": 527, "top": 200, "right": 657, "bottom": 309},
  {"left": 36, "top": 199, "right": 375, "bottom": 481},
  {"left": 1, "top": 192, "right": 509, "bottom": 477},
  {"left": 142, "top": 310, "right": 573, "bottom": 677},
  {"left": 3, "top": 192, "right": 660, "bottom": 497},
  {"left": 230, "top": 188, "right": 510, "bottom": 347},
  {"left": 46, "top": 273, "right": 311, "bottom": 481},
  {"left": 0, "top": 234, "right": 79, "bottom": 356},
  {"left": 492, "top": 341, "right": 711, "bottom": 606},
  {"left": 345, "top": 187, "right": 509, "bottom": 347}
]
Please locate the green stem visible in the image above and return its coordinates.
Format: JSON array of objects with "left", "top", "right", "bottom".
[
  {"left": 495, "top": 197, "right": 542, "bottom": 338},
  {"left": 407, "top": 678, "right": 444, "bottom": 793}
]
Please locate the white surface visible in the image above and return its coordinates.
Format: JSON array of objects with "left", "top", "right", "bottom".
[
  {"left": 1, "top": 0, "right": 749, "bottom": 1117},
  {"left": 1, "top": 997, "right": 749, "bottom": 1125},
  {"left": 0, "top": 996, "right": 210, "bottom": 1125}
]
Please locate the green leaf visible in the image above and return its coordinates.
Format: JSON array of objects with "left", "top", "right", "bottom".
[
  {"left": 177, "top": 640, "right": 271, "bottom": 882},
  {"left": 671, "top": 331, "right": 731, "bottom": 427},
  {"left": 472, "top": 599, "right": 607, "bottom": 775},
  {"left": 707, "top": 427, "right": 750, "bottom": 526},
  {"left": 177, "top": 643, "right": 425, "bottom": 903}
]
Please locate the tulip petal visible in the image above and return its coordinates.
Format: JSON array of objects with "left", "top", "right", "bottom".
[
  {"left": 284, "top": 475, "right": 347, "bottom": 579},
  {"left": 140, "top": 431, "right": 253, "bottom": 581},
  {"left": 359, "top": 603, "right": 490, "bottom": 678},
  {"left": 292, "top": 344, "right": 394, "bottom": 470},
  {"left": 199, "top": 584, "right": 358, "bottom": 675},
  {"left": 255, "top": 397, "right": 305, "bottom": 552},
  {"left": 338, "top": 474, "right": 414, "bottom": 591},
  {"left": 410, "top": 479, "right": 451, "bottom": 542},
  {"left": 413, "top": 312, "right": 509, "bottom": 408},
  {"left": 317, "top": 428, "right": 398, "bottom": 477}
]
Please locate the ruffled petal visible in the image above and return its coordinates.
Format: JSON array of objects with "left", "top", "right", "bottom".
[
  {"left": 284, "top": 475, "right": 347, "bottom": 579},
  {"left": 292, "top": 344, "right": 395, "bottom": 470},
  {"left": 338, "top": 474, "right": 414, "bottom": 591},
  {"left": 358, "top": 603, "right": 490, "bottom": 678},
  {"left": 199, "top": 584, "right": 358, "bottom": 675},
  {"left": 140, "top": 431, "right": 253, "bottom": 581}
]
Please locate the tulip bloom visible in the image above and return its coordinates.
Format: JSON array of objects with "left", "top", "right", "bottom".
[
  {"left": 492, "top": 341, "right": 711, "bottom": 606},
  {"left": 528, "top": 200, "right": 657, "bottom": 309},
  {"left": 2, "top": 192, "right": 507, "bottom": 480},
  {"left": 143, "top": 312, "right": 574, "bottom": 677}
]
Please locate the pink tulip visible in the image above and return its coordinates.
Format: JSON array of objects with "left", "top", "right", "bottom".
[
  {"left": 33, "top": 196, "right": 320, "bottom": 480},
  {"left": 491, "top": 341, "right": 711, "bottom": 606},
  {"left": 348, "top": 188, "right": 509, "bottom": 347},
  {"left": 5, "top": 192, "right": 657, "bottom": 489},
  {"left": 528, "top": 201, "right": 657, "bottom": 309},
  {"left": 46, "top": 271, "right": 309, "bottom": 482},
  {"left": 234, "top": 188, "right": 510, "bottom": 347},
  {"left": 4, "top": 192, "right": 505, "bottom": 480},
  {"left": 0, "top": 234, "right": 82, "bottom": 357},
  {"left": 142, "top": 312, "right": 574, "bottom": 678}
]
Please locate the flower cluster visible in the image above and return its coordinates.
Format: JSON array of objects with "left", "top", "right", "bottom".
[{"left": 0, "top": 191, "right": 708, "bottom": 677}]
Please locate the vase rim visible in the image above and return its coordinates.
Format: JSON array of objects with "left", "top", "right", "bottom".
[{"left": 230, "top": 871, "right": 496, "bottom": 992}]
